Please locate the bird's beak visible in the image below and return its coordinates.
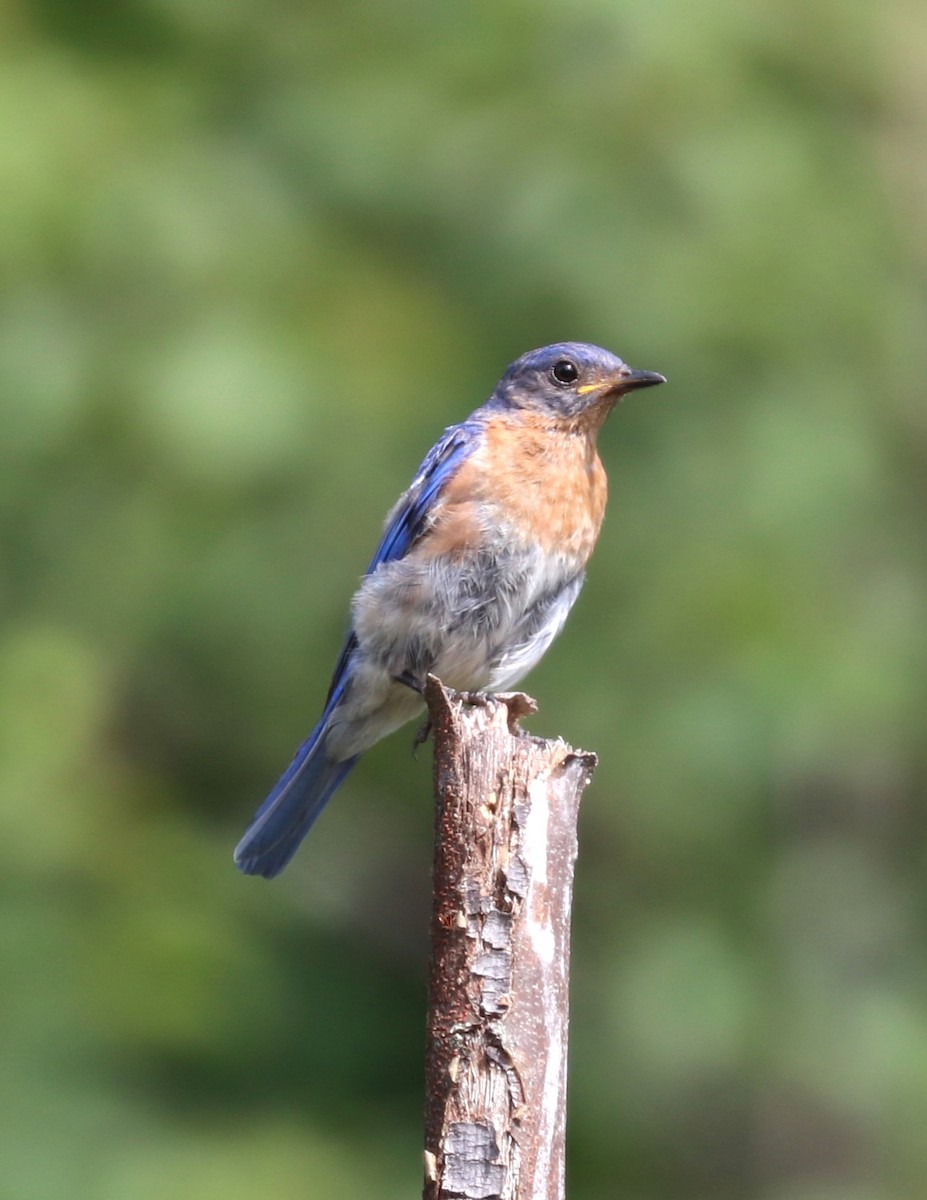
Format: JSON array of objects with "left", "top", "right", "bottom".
[
  {"left": 612, "top": 367, "right": 666, "bottom": 395},
  {"left": 578, "top": 367, "right": 666, "bottom": 399}
]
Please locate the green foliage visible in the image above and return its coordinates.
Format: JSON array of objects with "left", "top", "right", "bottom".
[{"left": 1, "top": 0, "right": 925, "bottom": 1195}]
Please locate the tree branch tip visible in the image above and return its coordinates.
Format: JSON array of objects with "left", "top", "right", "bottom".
[{"left": 563, "top": 749, "right": 599, "bottom": 779}]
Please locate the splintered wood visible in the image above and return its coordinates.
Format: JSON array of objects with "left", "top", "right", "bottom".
[{"left": 423, "top": 677, "right": 596, "bottom": 1200}]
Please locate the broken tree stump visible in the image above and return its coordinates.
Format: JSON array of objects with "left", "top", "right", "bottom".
[{"left": 423, "top": 675, "right": 598, "bottom": 1200}]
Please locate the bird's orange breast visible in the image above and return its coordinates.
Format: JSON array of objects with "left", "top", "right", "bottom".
[{"left": 436, "top": 411, "right": 609, "bottom": 562}]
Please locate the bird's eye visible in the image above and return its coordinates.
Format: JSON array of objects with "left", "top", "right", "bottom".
[{"left": 551, "top": 359, "right": 579, "bottom": 385}]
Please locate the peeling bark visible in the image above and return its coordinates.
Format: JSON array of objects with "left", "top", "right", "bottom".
[{"left": 423, "top": 676, "right": 597, "bottom": 1200}]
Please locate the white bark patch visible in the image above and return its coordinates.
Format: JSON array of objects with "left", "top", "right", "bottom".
[{"left": 523, "top": 776, "right": 555, "bottom": 965}]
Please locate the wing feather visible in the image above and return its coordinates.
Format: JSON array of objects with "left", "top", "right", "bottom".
[{"left": 325, "top": 419, "right": 483, "bottom": 704}]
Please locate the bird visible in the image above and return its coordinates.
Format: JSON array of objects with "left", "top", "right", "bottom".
[{"left": 235, "top": 342, "right": 664, "bottom": 878}]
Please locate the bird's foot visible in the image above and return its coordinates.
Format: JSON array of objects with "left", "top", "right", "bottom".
[
  {"left": 411, "top": 717, "right": 433, "bottom": 757},
  {"left": 445, "top": 685, "right": 538, "bottom": 736},
  {"left": 453, "top": 689, "right": 493, "bottom": 707},
  {"left": 421, "top": 676, "right": 538, "bottom": 738}
]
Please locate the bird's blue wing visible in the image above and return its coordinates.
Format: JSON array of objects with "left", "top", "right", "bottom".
[
  {"left": 237, "top": 418, "right": 487, "bottom": 876},
  {"left": 324, "top": 418, "right": 484, "bottom": 704},
  {"left": 365, "top": 418, "right": 484, "bottom": 572}
]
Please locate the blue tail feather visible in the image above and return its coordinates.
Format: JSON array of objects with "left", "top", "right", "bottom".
[{"left": 235, "top": 719, "right": 357, "bottom": 879}]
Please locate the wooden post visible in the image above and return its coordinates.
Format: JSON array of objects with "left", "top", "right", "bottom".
[{"left": 423, "top": 676, "right": 597, "bottom": 1200}]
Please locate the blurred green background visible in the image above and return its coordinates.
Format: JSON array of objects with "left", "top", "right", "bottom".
[{"left": 2, "top": 0, "right": 926, "bottom": 1197}]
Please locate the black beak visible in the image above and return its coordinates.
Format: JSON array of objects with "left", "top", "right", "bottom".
[{"left": 615, "top": 367, "right": 666, "bottom": 394}]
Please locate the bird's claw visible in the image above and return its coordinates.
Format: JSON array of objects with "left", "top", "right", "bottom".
[
  {"left": 412, "top": 717, "right": 433, "bottom": 757},
  {"left": 441, "top": 685, "right": 538, "bottom": 736},
  {"left": 453, "top": 689, "right": 493, "bottom": 707}
]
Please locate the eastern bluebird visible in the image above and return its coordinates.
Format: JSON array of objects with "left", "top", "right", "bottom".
[{"left": 235, "top": 342, "right": 664, "bottom": 878}]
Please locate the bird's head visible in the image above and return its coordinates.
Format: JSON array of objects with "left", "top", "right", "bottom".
[{"left": 492, "top": 342, "right": 665, "bottom": 426}]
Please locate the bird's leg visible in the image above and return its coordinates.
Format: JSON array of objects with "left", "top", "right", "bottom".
[
  {"left": 392, "top": 669, "right": 425, "bottom": 695},
  {"left": 392, "top": 670, "right": 433, "bottom": 755}
]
